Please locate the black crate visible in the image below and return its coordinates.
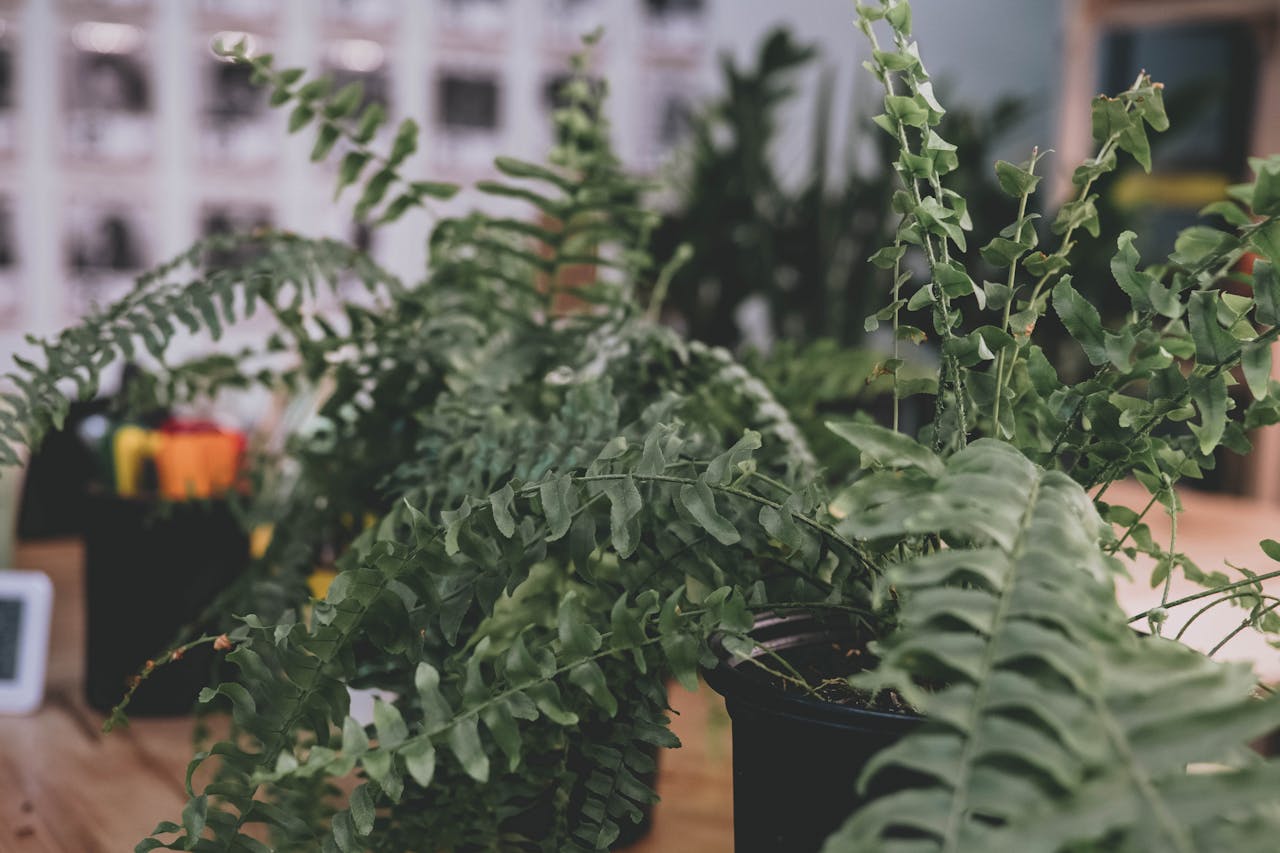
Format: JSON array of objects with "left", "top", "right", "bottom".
[{"left": 83, "top": 495, "right": 247, "bottom": 715}]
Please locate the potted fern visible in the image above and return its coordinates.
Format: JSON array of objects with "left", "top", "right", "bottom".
[
  {"left": 4, "top": 4, "right": 1280, "bottom": 852},
  {"left": 4, "top": 33, "right": 822, "bottom": 853}
]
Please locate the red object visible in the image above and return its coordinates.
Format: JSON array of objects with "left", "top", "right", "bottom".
[{"left": 158, "top": 418, "right": 225, "bottom": 435}]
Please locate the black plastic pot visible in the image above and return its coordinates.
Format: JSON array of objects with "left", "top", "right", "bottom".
[
  {"left": 703, "top": 612, "right": 922, "bottom": 853},
  {"left": 83, "top": 494, "right": 248, "bottom": 715}
]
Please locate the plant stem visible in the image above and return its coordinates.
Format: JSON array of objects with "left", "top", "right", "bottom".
[
  {"left": 991, "top": 149, "right": 1039, "bottom": 435},
  {"left": 1208, "top": 599, "right": 1280, "bottom": 657},
  {"left": 1127, "top": 566, "right": 1280, "bottom": 624},
  {"left": 859, "top": 16, "right": 967, "bottom": 452},
  {"left": 1106, "top": 489, "right": 1160, "bottom": 555},
  {"left": 1154, "top": 485, "right": 1177, "bottom": 636},
  {"left": 892, "top": 242, "right": 903, "bottom": 433}
]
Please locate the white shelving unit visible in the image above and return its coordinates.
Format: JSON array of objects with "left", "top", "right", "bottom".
[{"left": 0, "top": 0, "right": 721, "bottom": 360}]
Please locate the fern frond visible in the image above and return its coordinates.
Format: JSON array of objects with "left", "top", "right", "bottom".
[
  {"left": 819, "top": 438, "right": 1280, "bottom": 852},
  {"left": 0, "top": 233, "right": 394, "bottom": 466}
]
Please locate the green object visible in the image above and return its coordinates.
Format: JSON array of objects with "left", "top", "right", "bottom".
[
  {"left": 0, "top": 466, "right": 21, "bottom": 566},
  {"left": 4, "top": 6, "right": 1280, "bottom": 851}
]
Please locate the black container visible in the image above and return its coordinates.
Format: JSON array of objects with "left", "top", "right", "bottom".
[
  {"left": 703, "top": 612, "right": 922, "bottom": 853},
  {"left": 83, "top": 494, "right": 248, "bottom": 715}
]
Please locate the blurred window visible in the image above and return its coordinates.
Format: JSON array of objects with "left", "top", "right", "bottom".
[
  {"left": 439, "top": 74, "right": 499, "bottom": 131},
  {"left": 644, "top": 0, "right": 703, "bottom": 17},
  {"left": 1103, "top": 22, "right": 1258, "bottom": 176}
]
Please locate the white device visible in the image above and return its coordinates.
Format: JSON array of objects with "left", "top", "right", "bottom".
[{"left": 0, "top": 570, "right": 53, "bottom": 715}]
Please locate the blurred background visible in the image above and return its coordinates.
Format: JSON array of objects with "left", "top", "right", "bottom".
[
  {"left": 0, "top": 0, "right": 1275, "bottom": 507},
  {"left": 0, "top": 3, "right": 1278, "bottom": 848}
]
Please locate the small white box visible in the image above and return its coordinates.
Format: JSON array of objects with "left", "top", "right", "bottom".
[{"left": 0, "top": 570, "right": 53, "bottom": 715}]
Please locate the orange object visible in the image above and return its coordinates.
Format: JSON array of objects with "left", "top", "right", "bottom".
[
  {"left": 152, "top": 429, "right": 245, "bottom": 500},
  {"left": 307, "top": 568, "right": 337, "bottom": 600}
]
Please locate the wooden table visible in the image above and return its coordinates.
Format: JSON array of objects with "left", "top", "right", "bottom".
[
  {"left": 4, "top": 480, "right": 1277, "bottom": 852},
  {"left": 0, "top": 540, "right": 734, "bottom": 853}
]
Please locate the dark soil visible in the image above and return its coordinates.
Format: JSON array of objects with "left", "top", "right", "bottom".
[{"left": 740, "top": 636, "right": 917, "bottom": 715}]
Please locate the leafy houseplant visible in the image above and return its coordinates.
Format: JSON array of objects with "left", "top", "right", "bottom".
[{"left": 4, "top": 7, "right": 1280, "bottom": 853}]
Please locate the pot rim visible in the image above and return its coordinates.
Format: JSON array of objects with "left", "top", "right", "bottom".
[{"left": 702, "top": 610, "right": 923, "bottom": 731}]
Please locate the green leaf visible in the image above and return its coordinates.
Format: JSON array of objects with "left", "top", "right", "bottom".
[
  {"left": 1090, "top": 96, "right": 1129, "bottom": 144},
  {"left": 480, "top": 701, "right": 523, "bottom": 770},
  {"left": 825, "top": 420, "right": 944, "bottom": 476},
  {"left": 705, "top": 429, "right": 761, "bottom": 485},
  {"left": 410, "top": 180, "right": 461, "bottom": 201},
  {"left": 373, "top": 698, "right": 409, "bottom": 749},
  {"left": 1188, "top": 372, "right": 1228, "bottom": 455},
  {"left": 401, "top": 739, "right": 437, "bottom": 788},
  {"left": 980, "top": 236, "right": 1032, "bottom": 268},
  {"left": 1261, "top": 539, "right": 1280, "bottom": 562},
  {"left": 569, "top": 660, "right": 618, "bottom": 717},
  {"left": 678, "top": 480, "right": 740, "bottom": 545},
  {"left": 181, "top": 795, "right": 208, "bottom": 844},
  {"left": 288, "top": 104, "right": 315, "bottom": 133},
  {"left": 885, "top": 0, "right": 912, "bottom": 33},
  {"left": 1187, "top": 291, "right": 1241, "bottom": 365},
  {"left": 1171, "top": 226, "right": 1236, "bottom": 267},
  {"left": 349, "top": 784, "right": 375, "bottom": 836},
  {"left": 377, "top": 194, "right": 418, "bottom": 225},
  {"left": 1052, "top": 276, "right": 1108, "bottom": 366},
  {"left": 1253, "top": 158, "right": 1280, "bottom": 216},
  {"left": 327, "top": 81, "right": 364, "bottom": 119},
  {"left": 540, "top": 476, "right": 574, "bottom": 541},
  {"left": 1110, "top": 231, "right": 1154, "bottom": 312},
  {"left": 354, "top": 102, "right": 385, "bottom": 144},
  {"left": 310, "top": 123, "right": 340, "bottom": 161},
  {"left": 357, "top": 168, "right": 396, "bottom": 218},
  {"left": 527, "top": 681, "right": 578, "bottom": 725},
  {"left": 414, "top": 663, "right": 453, "bottom": 723},
  {"left": 448, "top": 714, "right": 490, "bottom": 783},
  {"left": 1200, "top": 200, "right": 1252, "bottom": 228},
  {"left": 558, "top": 594, "right": 602, "bottom": 658},
  {"left": 360, "top": 750, "right": 400, "bottom": 801},
  {"left": 994, "top": 160, "right": 1040, "bottom": 198},
  {"left": 388, "top": 118, "right": 418, "bottom": 166},
  {"left": 332, "top": 811, "right": 357, "bottom": 853},
  {"left": 603, "top": 476, "right": 643, "bottom": 558},
  {"left": 1052, "top": 196, "right": 1100, "bottom": 238},
  {"left": 336, "top": 151, "right": 371, "bottom": 196},
  {"left": 1133, "top": 82, "right": 1169, "bottom": 131},
  {"left": 342, "top": 716, "right": 370, "bottom": 755},
  {"left": 489, "top": 484, "right": 516, "bottom": 538},
  {"left": 1243, "top": 341, "right": 1272, "bottom": 400},
  {"left": 934, "top": 261, "right": 974, "bottom": 298},
  {"left": 884, "top": 94, "right": 930, "bottom": 128},
  {"left": 907, "top": 283, "right": 934, "bottom": 311},
  {"left": 1254, "top": 260, "right": 1280, "bottom": 326},
  {"left": 1252, "top": 219, "right": 1280, "bottom": 265}
]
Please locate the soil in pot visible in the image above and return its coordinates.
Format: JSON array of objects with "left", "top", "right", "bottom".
[{"left": 703, "top": 611, "right": 922, "bottom": 853}]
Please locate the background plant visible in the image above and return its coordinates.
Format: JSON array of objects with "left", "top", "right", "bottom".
[
  {"left": 813, "top": 1, "right": 1280, "bottom": 848},
  {"left": 2, "top": 36, "right": 831, "bottom": 853}
]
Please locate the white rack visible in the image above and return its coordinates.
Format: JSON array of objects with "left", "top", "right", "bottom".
[{"left": 0, "top": 0, "right": 717, "bottom": 353}]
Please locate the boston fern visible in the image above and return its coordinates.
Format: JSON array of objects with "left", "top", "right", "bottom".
[{"left": 4, "top": 7, "right": 1280, "bottom": 853}]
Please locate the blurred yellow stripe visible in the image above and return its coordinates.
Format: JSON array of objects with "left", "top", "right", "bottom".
[{"left": 1110, "top": 171, "right": 1230, "bottom": 209}]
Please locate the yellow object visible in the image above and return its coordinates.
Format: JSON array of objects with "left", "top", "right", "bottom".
[
  {"left": 307, "top": 568, "right": 337, "bottom": 600},
  {"left": 1110, "top": 171, "right": 1230, "bottom": 210},
  {"left": 249, "top": 524, "right": 274, "bottom": 559},
  {"left": 112, "top": 427, "right": 160, "bottom": 497}
]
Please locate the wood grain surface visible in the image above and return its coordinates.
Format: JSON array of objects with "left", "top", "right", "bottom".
[
  {"left": 0, "top": 540, "right": 734, "bottom": 853},
  {"left": 4, "top": 479, "right": 1276, "bottom": 852}
]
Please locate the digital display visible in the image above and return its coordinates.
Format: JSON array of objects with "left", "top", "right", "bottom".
[{"left": 0, "top": 598, "right": 21, "bottom": 681}]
